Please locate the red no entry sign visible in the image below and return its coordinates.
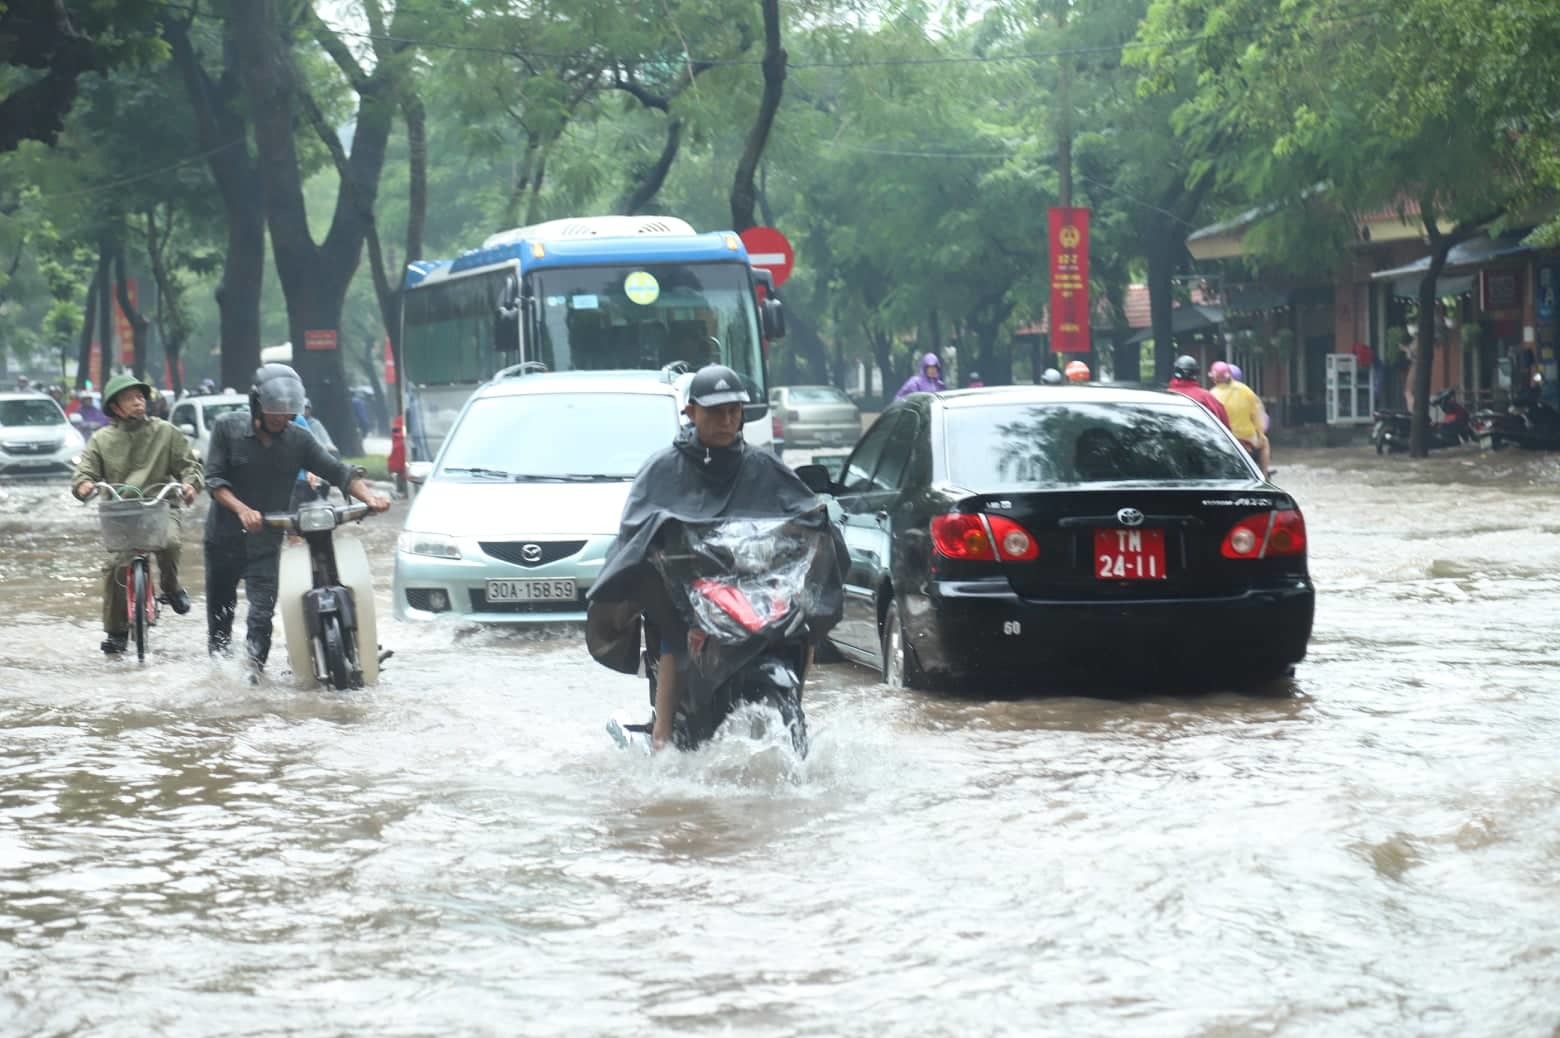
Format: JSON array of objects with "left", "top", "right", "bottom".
[{"left": 740, "top": 226, "right": 794, "bottom": 287}]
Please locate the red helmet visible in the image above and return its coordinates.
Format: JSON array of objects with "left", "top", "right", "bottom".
[{"left": 1065, "top": 360, "right": 1090, "bottom": 383}]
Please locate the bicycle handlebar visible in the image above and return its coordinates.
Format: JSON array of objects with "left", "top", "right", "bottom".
[{"left": 89, "top": 481, "right": 184, "bottom": 504}]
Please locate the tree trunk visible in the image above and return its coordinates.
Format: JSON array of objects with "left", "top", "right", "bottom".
[
  {"left": 871, "top": 327, "right": 896, "bottom": 408},
  {"left": 144, "top": 206, "right": 186, "bottom": 396},
  {"left": 96, "top": 244, "right": 113, "bottom": 383},
  {"left": 113, "top": 245, "right": 151, "bottom": 379},
  {"left": 618, "top": 118, "right": 682, "bottom": 215},
  {"left": 236, "top": 0, "right": 401, "bottom": 457},
  {"left": 729, "top": 0, "right": 786, "bottom": 232},
  {"left": 165, "top": 15, "right": 265, "bottom": 390},
  {"left": 74, "top": 263, "right": 101, "bottom": 389},
  {"left": 1146, "top": 230, "right": 1177, "bottom": 383}
]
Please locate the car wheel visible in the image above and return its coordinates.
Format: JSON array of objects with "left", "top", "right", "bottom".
[{"left": 880, "top": 601, "right": 924, "bottom": 690}]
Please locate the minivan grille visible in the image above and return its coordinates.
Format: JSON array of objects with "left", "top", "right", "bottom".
[{"left": 479, "top": 540, "right": 586, "bottom": 568}]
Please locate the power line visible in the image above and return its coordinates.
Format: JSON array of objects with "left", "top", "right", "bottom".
[{"left": 26, "top": 140, "right": 238, "bottom": 203}]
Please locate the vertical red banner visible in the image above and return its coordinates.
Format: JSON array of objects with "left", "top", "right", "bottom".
[
  {"left": 115, "top": 279, "right": 138, "bottom": 365},
  {"left": 1048, "top": 207, "right": 1091, "bottom": 354}
]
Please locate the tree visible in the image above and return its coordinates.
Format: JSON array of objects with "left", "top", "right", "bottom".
[
  {"left": 0, "top": 0, "right": 165, "bottom": 153},
  {"left": 1138, "top": 0, "right": 1550, "bottom": 454},
  {"left": 234, "top": 0, "right": 424, "bottom": 456},
  {"left": 164, "top": 11, "right": 267, "bottom": 390}
]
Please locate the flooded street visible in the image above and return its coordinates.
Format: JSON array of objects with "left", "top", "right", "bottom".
[{"left": 2, "top": 448, "right": 1559, "bottom": 1036}]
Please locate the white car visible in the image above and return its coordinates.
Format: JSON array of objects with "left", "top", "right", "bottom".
[
  {"left": 393, "top": 372, "right": 685, "bottom": 623},
  {"left": 170, "top": 393, "right": 250, "bottom": 461},
  {"left": 0, "top": 392, "right": 86, "bottom": 479}
]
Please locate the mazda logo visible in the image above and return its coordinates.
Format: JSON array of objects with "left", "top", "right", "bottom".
[
  {"left": 521, "top": 543, "right": 543, "bottom": 563},
  {"left": 1116, "top": 508, "right": 1145, "bottom": 527}
]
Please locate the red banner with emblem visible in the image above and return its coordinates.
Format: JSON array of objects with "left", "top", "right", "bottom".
[
  {"left": 115, "top": 279, "right": 138, "bottom": 365},
  {"left": 1048, "top": 207, "right": 1090, "bottom": 354}
]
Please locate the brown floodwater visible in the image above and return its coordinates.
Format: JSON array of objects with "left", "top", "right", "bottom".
[{"left": 1, "top": 446, "right": 1558, "bottom": 1035}]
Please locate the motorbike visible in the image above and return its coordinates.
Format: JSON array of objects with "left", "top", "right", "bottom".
[
  {"left": 606, "top": 514, "right": 840, "bottom": 755},
  {"left": 1470, "top": 393, "right": 1560, "bottom": 451},
  {"left": 1372, "top": 387, "right": 1473, "bottom": 454},
  {"left": 266, "top": 500, "right": 382, "bottom": 690}
]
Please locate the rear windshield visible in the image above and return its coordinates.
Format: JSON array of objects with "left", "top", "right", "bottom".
[
  {"left": 946, "top": 401, "right": 1252, "bottom": 486},
  {"left": 0, "top": 399, "right": 65, "bottom": 427},
  {"left": 787, "top": 386, "right": 852, "bottom": 404},
  {"left": 202, "top": 402, "right": 248, "bottom": 423}
]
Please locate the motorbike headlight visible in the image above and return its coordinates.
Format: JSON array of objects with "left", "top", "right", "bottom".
[
  {"left": 297, "top": 504, "right": 337, "bottom": 533},
  {"left": 398, "top": 531, "right": 461, "bottom": 559}
]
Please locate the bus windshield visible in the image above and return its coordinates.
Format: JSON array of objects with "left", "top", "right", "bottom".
[{"left": 528, "top": 262, "right": 763, "bottom": 397}]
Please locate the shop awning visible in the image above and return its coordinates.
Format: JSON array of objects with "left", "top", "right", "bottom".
[
  {"left": 1370, "top": 232, "right": 1532, "bottom": 281},
  {"left": 1125, "top": 305, "right": 1224, "bottom": 345},
  {"left": 1225, "top": 285, "right": 1293, "bottom": 314}
]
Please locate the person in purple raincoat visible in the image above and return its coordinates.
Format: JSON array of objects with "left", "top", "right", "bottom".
[
  {"left": 73, "top": 390, "right": 109, "bottom": 437},
  {"left": 895, "top": 352, "right": 947, "bottom": 399}
]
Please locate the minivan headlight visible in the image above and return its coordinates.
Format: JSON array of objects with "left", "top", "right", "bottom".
[{"left": 397, "top": 531, "right": 462, "bottom": 559}]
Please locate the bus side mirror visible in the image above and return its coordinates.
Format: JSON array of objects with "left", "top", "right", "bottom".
[
  {"left": 762, "top": 298, "right": 787, "bottom": 340},
  {"left": 494, "top": 275, "right": 521, "bottom": 353}
]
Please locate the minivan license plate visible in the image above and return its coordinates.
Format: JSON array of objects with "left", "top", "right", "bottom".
[
  {"left": 1094, "top": 528, "right": 1166, "bottom": 580},
  {"left": 486, "top": 578, "right": 576, "bottom": 603}
]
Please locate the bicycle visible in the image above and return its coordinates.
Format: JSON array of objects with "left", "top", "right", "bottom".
[{"left": 91, "top": 481, "right": 182, "bottom": 662}]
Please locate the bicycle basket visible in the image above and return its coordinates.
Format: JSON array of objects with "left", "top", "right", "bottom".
[{"left": 98, "top": 498, "right": 174, "bottom": 553}]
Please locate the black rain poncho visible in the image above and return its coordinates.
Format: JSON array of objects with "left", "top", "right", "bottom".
[{"left": 586, "top": 427, "right": 847, "bottom": 675}]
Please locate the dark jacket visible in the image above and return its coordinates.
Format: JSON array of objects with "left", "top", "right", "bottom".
[{"left": 204, "top": 411, "right": 360, "bottom": 552}]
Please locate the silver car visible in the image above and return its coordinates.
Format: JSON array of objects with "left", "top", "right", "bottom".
[
  {"left": 769, "top": 385, "right": 862, "bottom": 448},
  {"left": 393, "top": 373, "right": 684, "bottom": 624},
  {"left": 0, "top": 392, "right": 86, "bottom": 479},
  {"left": 170, "top": 393, "right": 250, "bottom": 461}
]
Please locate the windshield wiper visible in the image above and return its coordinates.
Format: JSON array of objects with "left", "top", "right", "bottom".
[
  {"left": 511, "top": 473, "right": 629, "bottom": 483},
  {"left": 443, "top": 466, "right": 512, "bottom": 479}
]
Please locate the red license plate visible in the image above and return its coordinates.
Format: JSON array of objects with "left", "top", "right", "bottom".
[{"left": 1094, "top": 528, "right": 1167, "bottom": 580}]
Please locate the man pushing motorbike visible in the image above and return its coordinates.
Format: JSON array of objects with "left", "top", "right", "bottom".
[
  {"left": 203, "top": 364, "right": 389, "bottom": 673},
  {"left": 587, "top": 364, "right": 848, "bottom": 752},
  {"left": 72, "top": 373, "right": 204, "bottom": 654}
]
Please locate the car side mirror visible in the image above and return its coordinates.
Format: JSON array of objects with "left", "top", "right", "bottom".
[
  {"left": 762, "top": 298, "right": 787, "bottom": 341},
  {"left": 744, "top": 401, "right": 769, "bottom": 425},
  {"left": 177, "top": 423, "right": 197, "bottom": 438},
  {"left": 794, "top": 463, "right": 834, "bottom": 495},
  {"left": 810, "top": 454, "right": 846, "bottom": 482},
  {"left": 494, "top": 274, "right": 521, "bottom": 353},
  {"left": 406, "top": 460, "right": 434, "bottom": 485}
]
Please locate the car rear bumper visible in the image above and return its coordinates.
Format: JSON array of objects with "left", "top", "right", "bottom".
[
  {"left": 392, "top": 538, "right": 612, "bottom": 624},
  {"left": 906, "top": 578, "right": 1315, "bottom": 683}
]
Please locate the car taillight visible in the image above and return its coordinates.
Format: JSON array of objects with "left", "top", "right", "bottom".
[
  {"left": 987, "top": 514, "right": 1039, "bottom": 561},
  {"left": 771, "top": 416, "right": 783, "bottom": 438},
  {"left": 1221, "top": 509, "right": 1307, "bottom": 559},
  {"left": 931, "top": 513, "right": 1039, "bottom": 562}
]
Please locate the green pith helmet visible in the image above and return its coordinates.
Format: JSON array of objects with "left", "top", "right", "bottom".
[{"left": 103, "top": 373, "right": 153, "bottom": 412}]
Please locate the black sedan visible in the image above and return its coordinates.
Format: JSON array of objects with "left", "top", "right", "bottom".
[{"left": 794, "top": 385, "right": 1315, "bottom": 689}]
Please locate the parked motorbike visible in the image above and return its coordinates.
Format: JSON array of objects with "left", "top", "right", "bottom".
[
  {"left": 1470, "top": 395, "right": 1560, "bottom": 451},
  {"left": 1372, "top": 387, "right": 1473, "bottom": 453},
  {"left": 607, "top": 514, "right": 840, "bottom": 755},
  {"left": 266, "top": 500, "right": 381, "bottom": 690}
]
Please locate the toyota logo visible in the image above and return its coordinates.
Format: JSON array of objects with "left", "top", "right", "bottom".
[
  {"left": 521, "top": 543, "right": 543, "bottom": 563},
  {"left": 1116, "top": 508, "right": 1145, "bottom": 527}
]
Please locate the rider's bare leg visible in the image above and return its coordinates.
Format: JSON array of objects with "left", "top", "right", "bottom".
[{"left": 652, "top": 653, "right": 682, "bottom": 750}]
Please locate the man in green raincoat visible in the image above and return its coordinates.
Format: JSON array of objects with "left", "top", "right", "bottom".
[{"left": 71, "top": 374, "right": 204, "bottom": 654}]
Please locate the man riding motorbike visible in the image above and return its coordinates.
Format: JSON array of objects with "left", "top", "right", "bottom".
[
  {"left": 202, "top": 363, "right": 389, "bottom": 673},
  {"left": 586, "top": 364, "right": 848, "bottom": 751}
]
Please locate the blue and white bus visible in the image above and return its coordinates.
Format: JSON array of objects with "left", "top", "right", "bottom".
[{"left": 398, "top": 215, "right": 784, "bottom": 461}]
